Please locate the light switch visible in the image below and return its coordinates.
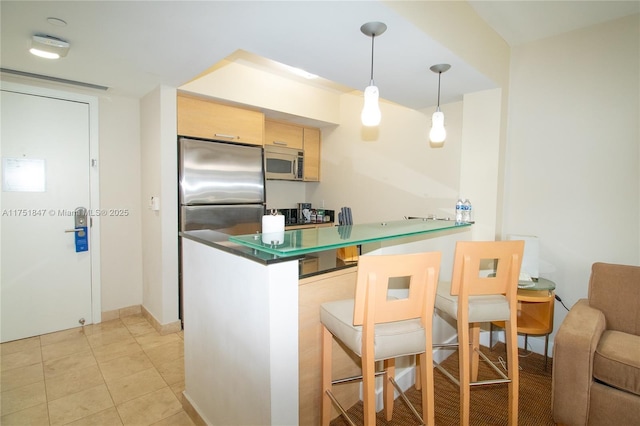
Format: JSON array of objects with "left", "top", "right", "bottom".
[{"left": 150, "top": 196, "right": 160, "bottom": 211}]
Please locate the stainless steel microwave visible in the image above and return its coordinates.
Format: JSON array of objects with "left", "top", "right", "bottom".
[{"left": 264, "top": 145, "right": 304, "bottom": 181}]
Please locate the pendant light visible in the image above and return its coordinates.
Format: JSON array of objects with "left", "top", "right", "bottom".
[
  {"left": 429, "top": 64, "right": 451, "bottom": 143},
  {"left": 360, "top": 22, "right": 387, "bottom": 127}
]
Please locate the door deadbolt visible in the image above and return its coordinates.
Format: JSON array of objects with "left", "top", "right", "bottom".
[{"left": 74, "top": 207, "right": 87, "bottom": 228}]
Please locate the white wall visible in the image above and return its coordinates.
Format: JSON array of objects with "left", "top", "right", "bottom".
[
  {"left": 309, "top": 93, "right": 464, "bottom": 223},
  {"left": 140, "top": 85, "right": 179, "bottom": 326},
  {"left": 504, "top": 15, "right": 640, "bottom": 336},
  {"left": 459, "top": 88, "right": 502, "bottom": 241},
  {"left": 386, "top": 1, "right": 512, "bottom": 236},
  {"left": 98, "top": 95, "right": 144, "bottom": 311}
]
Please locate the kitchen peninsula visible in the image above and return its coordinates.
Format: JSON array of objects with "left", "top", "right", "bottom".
[{"left": 180, "top": 219, "right": 471, "bottom": 425}]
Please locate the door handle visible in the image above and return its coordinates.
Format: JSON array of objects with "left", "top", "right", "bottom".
[{"left": 65, "top": 228, "right": 86, "bottom": 237}]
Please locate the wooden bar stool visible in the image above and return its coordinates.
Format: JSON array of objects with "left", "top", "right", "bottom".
[
  {"left": 434, "top": 240, "right": 524, "bottom": 426},
  {"left": 320, "top": 251, "right": 441, "bottom": 425}
]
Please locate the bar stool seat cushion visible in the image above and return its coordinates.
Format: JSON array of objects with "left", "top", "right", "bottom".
[
  {"left": 320, "top": 298, "right": 426, "bottom": 361},
  {"left": 436, "top": 280, "right": 511, "bottom": 323}
]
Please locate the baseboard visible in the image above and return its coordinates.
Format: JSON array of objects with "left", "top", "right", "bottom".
[
  {"left": 101, "top": 304, "right": 182, "bottom": 336},
  {"left": 181, "top": 391, "right": 208, "bottom": 426},
  {"left": 486, "top": 327, "right": 553, "bottom": 358},
  {"left": 434, "top": 334, "right": 459, "bottom": 364},
  {"left": 373, "top": 363, "right": 416, "bottom": 411},
  {"left": 141, "top": 305, "right": 182, "bottom": 335},
  {"left": 101, "top": 304, "right": 141, "bottom": 322}
]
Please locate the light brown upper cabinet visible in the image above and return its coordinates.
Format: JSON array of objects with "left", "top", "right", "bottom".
[
  {"left": 303, "top": 127, "right": 321, "bottom": 182},
  {"left": 177, "top": 95, "right": 264, "bottom": 146},
  {"left": 265, "top": 120, "right": 304, "bottom": 150}
]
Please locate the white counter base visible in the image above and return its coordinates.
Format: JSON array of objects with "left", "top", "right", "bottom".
[
  {"left": 182, "top": 238, "right": 299, "bottom": 425},
  {"left": 181, "top": 226, "right": 472, "bottom": 425}
]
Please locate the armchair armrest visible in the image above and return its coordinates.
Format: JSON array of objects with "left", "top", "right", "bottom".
[{"left": 552, "top": 299, "right": 606, "bottom": 425}]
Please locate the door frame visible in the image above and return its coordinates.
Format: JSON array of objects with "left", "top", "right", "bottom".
[{"left": 1, "top": 80, "right": 102, "bottom": 325}]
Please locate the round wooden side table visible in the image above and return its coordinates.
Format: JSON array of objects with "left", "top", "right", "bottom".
[{"left": 490, "top": 278, "right": 556, "bottom": 368}]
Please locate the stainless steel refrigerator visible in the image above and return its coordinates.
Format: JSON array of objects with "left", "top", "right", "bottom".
[
  {"left": 178, "top": 137, "right": 265, "bottom": 324},
  {"left": 179, "top": 137, "right": 265, "bottom": 234}
]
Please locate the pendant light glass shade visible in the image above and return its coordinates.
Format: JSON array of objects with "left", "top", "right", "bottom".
[
  {"left": 361, "top": 84, "right": 381, "bottom": 126},
  {"left": 360, "top": 22, "right": 386, "bottom": 127},
  {"left": 429, "top": 64, "right": 451, "bottom": 144},
  {"left": 429, "top": 108, "right": 446, "bottom": 143}
]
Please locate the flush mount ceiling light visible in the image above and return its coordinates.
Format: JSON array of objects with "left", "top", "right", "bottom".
[
  {"left": 30, "top": 35, "right": 70, "bottom": 59},
  {"left": 429, "top": 63, "right": 451, "bottom": 144},
  {"left": 360, "top": 21, "right": 386, "bottom": 127}
]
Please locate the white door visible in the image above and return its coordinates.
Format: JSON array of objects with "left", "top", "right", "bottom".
[{"left": 1, "top": 88, "right": 95, "bottom": 342}]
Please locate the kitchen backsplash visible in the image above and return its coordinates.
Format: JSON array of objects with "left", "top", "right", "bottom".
[
  {"left": 265, "top": 180, "right": 306, "bottom": 209},
  {"left": 265, "top": 179, "right": 335, "bottom": 224}
]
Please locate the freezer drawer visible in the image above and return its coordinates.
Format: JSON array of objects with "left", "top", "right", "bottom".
[{"left": 181, "top": 205, "right": 264, "bottom": 235}]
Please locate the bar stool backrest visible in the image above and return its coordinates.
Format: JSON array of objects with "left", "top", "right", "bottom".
[
  {"left": 450, "top": 240, "right": 524, "bottom": 301},
  {"left": 352, "top": 252, "right": 441, "bottom": 327}
]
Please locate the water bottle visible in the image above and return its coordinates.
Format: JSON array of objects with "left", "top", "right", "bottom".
[
  {"left": 455, "top": 198, "right": 463, "bottom": 223},
  {"left": 462, "top": 198, "right": 472, "bottom": 222}
]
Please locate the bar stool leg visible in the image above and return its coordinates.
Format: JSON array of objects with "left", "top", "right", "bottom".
[
  {"left": 489, "top": 322, "right": 494, "bottom": 350},
  {"left": 321, "top": 326, "right": 333, "bottom": 426},
  {"left": 470, "top": 323, "right": 481, "bottom": 382},
  {"left": 415, "top": 355, "right": 422, "bottom": 390},
  {"left": 419, "top": 351, "right": 435, "bottom": 425},
  {"left": 458, "top": 318, "right": 471, "bottom": 426},
  {"left": 383, "top": 358, "right": 396, "bottom": 421},
  {"left": 362, "top": 349, "right": 376, "bottom": 425},
  {"left": 544, "top": 334, "right": 549, "bottom": 370},
  {"left": 505, "top": 319, "right": 519, "bottom": 425}
]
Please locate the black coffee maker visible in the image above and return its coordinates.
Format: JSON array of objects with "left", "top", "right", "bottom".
[{"left": 278, "top": 208, "right": 298, "bottom": 225}]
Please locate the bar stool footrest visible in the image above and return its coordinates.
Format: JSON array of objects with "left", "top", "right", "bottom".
[
  {"left": 389, "top": 377, "right": 425, "bottom": 425},
  {"left": 327, "top": 372, "right": 426, "bottom": 425},
  {"left": 325, "top": 389, "right": 357, "bottom": 426},
  {"left": 435, "top": 348, "right": 512, "bottom": 387}
]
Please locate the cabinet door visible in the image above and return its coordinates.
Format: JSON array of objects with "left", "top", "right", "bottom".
[
  {"left": 265, "top": 120, "right": 303, "bottom": 149},
  {"left": 177, "top": 95, "right": 264, "bottom": 146},
  {"left": 303, "top": 127, "right": 321, "bottom": 182},
  {"left": 298, "top": 268, "right": 359, "bottom": 426}
]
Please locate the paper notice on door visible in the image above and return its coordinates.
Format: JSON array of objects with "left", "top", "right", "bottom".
[{"left": 2, "top": 158, "right": 46, "bottom": 192}]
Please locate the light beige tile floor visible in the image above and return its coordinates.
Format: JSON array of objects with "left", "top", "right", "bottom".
[{"left": 0, "top": 314, "right": 195, "bottom": 426}]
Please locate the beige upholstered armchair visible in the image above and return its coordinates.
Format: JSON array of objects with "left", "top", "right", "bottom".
[{"left": 552, "top": 262, "right": 640, "bottom": 425}]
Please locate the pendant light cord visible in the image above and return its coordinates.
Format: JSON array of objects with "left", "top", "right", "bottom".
[
  {"left": 369, "top": 34, "right": 375, "bottom": 83},
  {"left": 436, "top": 71, "right": 442, "bottom": 108}
]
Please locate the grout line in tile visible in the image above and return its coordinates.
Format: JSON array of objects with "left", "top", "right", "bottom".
[{"left": 2, "top": 315, "right": 188, "bottom": 426}]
